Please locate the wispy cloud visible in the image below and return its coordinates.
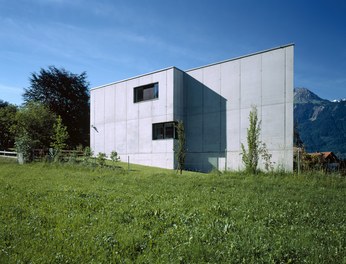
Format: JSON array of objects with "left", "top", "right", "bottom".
[{"left": 0, "top": 83, "right": 24, "bottom": 105}]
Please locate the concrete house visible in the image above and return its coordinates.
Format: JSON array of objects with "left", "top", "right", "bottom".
[{"left": 90, "top": 44, "right": 294, "bottom": 172}]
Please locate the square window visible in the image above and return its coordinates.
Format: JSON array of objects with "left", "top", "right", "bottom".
[
  {"left": 134, "top": 83, "right": 159, "bottom": 103},
  {"left": 152, "top": 122, "right": 176, "bottom": 140}
]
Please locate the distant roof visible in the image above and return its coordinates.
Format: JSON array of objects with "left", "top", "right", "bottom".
[
  {"left": 310, "top": 152, "right": 332, "bottom": 158},
  {"left": 309, "top": 151, "right": 340, "bottom": 162}
]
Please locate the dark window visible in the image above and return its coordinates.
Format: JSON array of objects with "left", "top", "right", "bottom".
[
  {"left": 134, "top": 83, "right": 159, "bottom": 103},
  {"left": 152, "top": 122, "right": 177, "bottom": 140}
]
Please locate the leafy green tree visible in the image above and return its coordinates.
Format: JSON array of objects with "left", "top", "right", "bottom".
[
  {"left": 241, "top": 106, "right": 260, "bottom": 174},
  {"left": 241, "top": 106, "right": 273, "bottom": 174},
  {"left": 0, "top": 100, "right": 17, "bottom": 150},
  {"left": 294, "top": 122, "right": 304, "bottom": 148},
  {"left": 175, "top": 121, "right": 186, "bottom": 174},
  {"left": 51, "top": 115, "right": 69, "bottom": 151},
  {"left": 23, "top": 66, "right": 89, "bottom": 147},
  {"left": 14, "top": 102, "right": 56, "bottom": 149}
]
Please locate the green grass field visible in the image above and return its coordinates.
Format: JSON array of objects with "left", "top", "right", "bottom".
[{"left": 0, "top": 157, "right": 345, "bottom": 263}]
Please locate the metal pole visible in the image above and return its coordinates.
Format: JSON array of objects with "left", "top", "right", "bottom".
[
  {"left": 297, "top": 148, "right": 300, "bottom": 175},
  {"left": 225, "top": 148, "right": 227, "bottom": 172}
]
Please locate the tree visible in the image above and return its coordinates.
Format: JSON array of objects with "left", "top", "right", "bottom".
[
  {"left": 14, "top": 102, "right": 56, "bottom": 150},
  {"left": 175, "top": 121, "right": 186, "bottom": 174},
  {"left": 23, "top": 66, "right": 89, "bottom": 147},
  {"left": 294, "top": 121, "right": 304, "bottom": 148},
  {"left": 0, "top": 100, "right": 17, "bottom": 150},
  {"left": 51, "top": 115, "right": 69, "bottom": 152},
  {"left": 241, "top": 106, "right": 273, "bottom": 174}
]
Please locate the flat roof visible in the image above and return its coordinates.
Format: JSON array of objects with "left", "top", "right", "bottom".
[
  {"left": 91, "top": 66, "right": 185, "bottom": 91},
  {"left": 91, "top": 43, "right": 294, "bottom": 91},
  {"left": 186, "top": 43, "right": 294, "bottom": 72}
]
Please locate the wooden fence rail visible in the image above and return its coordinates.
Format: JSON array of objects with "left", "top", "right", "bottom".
[
  {"left": 0, "top": 150, "right": 17, "bottom": 159},
  {"left": 0, "top": 149, "right": 85, "bottom": 161}
]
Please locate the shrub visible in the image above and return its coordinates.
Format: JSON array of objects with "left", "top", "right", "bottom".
[
  {"left": 110, "top": 151, "right": 120, "bottom": 163},
  {"left": 97, "top": 152, "right": 107, "bottom": 167},
  {"left": 83, "top": 147, "right": 94, "bottom": 165},
  {"left": 14, "top": 132, "right": 33, "bottom": 163}
]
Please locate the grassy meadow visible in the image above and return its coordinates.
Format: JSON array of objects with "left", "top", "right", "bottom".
[{"left": 0, "top": 157, "right": 345, "bottom": 263}]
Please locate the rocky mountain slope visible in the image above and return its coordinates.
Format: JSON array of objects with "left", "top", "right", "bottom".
[{"left": 294, "top": 88, "right": 346, "bottom": 159}]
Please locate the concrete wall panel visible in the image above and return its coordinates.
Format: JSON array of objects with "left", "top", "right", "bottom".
[
  {"left": 115, "top": 82, "right": 127, "bottom": 121},
  {"left": 135, "top": 153, "right": 152, "bottom": 167},
  {"left": 138, "top": 117, "right": 152, "bottom": 153},
  {"left": 139, "top": 74, "right": 153, "bottom": 86},
  {"left": 104, "top": 85, "right": 115, "bottom": 123},
  {"left": 221, "top": 60, "right": 240, "bottom": 111},
  {"left": 185, "top": 114, "right": 203, "bottom": 152},
  {"left": 138, "top": 101, "right": 152, "bottom": 119},
  {"left": 185, "top": 75, "right": 203, "bottom": 116},
  {"left": 104, "top": 122, "right": 115, "bottom": 155},
  {"left": 203, "top": 64, "right": 221, "bottom": 94},
  {"left": 227, "top": 109, "right": 240, "bottom": 151},
  {"left": 227, "top": 152, "right": 243, "bottom": 171},
  {"left": 203, "top": 84, "right": 221, "bottom": 113},
  {"left": 262, "top": 49, "right": 285, "bottom": 105},
  {"left": 94, "top": 123, "right": 105, "bottom": 154},
  {"left": 166, "top": 69, "right": 174, "bottom": 115},
  {"left": 187, "top": 69, "right": 203, "bottom": 81},
  {"left": 115, "top": 121, "right": 127, "bottom": 154},
  {"left": 152, "top": 153, "right": 166, "bottom": 168},
  {"left": 173, "top": 68, "right": 185, "bottom": 119},
  {"left": 152, "top": 140, "right": 166, "bottom": 154},
  {"left": 240, "top": 56, "right": 262, "bottom": 109},
  {"left": 126, "top": 119, "right": 138, "bottom": 154},
  {"left": 152, "top": 71, "right": 168, "bottom": 117},
  {"left": 285, "top": 102, "right": 293, "bottom": 149},
  {"left": 203, "top": 112, "right": 221, "bottom": 152},
  {"left": 261, "top": 104, "right": 285, "bottom": 149},
  {"left": 93, "top": 89, "right": 105, "bottom": 126},
  {"left": 126, "top": 79, "right": 139, "bottom": 120},
  {"left": 285, "top": 46, "right": 294, "bottom": 104}
]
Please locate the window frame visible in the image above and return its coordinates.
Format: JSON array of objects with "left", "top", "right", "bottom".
[
  {"left": 152, "top": 121, "right": 177, "bottom": 140},
  {"left": 133, "top": 82, "right": 159, "bottom": 103}
]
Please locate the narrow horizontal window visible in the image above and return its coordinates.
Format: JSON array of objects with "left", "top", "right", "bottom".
[
  {"left": 152, "top": 122, "right": 177, "bottom": 140},
  {"left": 134, "top": 83, "right": 158, "bottom": 103}
]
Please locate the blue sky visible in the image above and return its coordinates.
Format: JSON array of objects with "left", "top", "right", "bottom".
[{"left": 0, "top": 0, "right": 345, "bottom": 105}]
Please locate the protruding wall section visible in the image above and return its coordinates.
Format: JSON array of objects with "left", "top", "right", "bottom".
[{"left": 184, "top": 45, "right": 294, "bottom": 171}]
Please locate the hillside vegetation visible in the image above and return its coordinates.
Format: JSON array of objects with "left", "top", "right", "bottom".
[
  {"left": 294, "top": 88, "right": 346, "bottom": 159},
  {"left": 0, "top": 159, "right": 345, "bottom": 263}
]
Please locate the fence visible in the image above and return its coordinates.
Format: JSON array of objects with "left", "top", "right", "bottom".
[
  {"left": 0, "top": 150, "right": 17, "bottom": 159},
  {"left": 31, "top": 149, "right": 84, "bottom": 161},
  {"left": 0, "top": 149, "right": 84, "bottom": 161}
]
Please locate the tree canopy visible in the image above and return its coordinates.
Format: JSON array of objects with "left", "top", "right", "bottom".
[
  {"left": 14, "top": 102, "right": 56, "bottom": 149},
  {"left": 23, "top": 66, "right": 90, "bottom": 147},
  {"left": 0, "top": 100, "right": 17, "bottom": 150}
]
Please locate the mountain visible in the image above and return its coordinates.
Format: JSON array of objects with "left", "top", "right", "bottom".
[
  {"left": 294, "top": 87, "right": 329, "bottom": 104},
  {"left": 294, "top": 88, "right": 346, "bottom": 159}
]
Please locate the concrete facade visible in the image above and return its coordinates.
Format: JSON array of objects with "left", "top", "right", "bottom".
[{"left": 91, "top": 44, "right": 294, "bottom": 172}]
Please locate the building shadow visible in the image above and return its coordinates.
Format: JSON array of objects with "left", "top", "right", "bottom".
[{"left": 181, "top": 74, "right": 227, "bottom": 172}]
